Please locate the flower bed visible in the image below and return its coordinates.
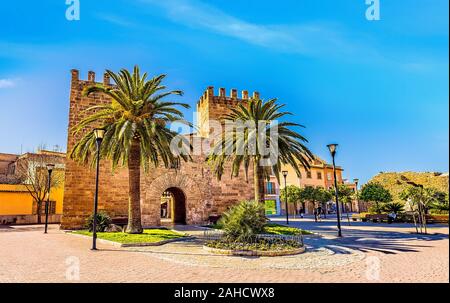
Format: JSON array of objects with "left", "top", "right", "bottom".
[
  {"left": 202, "top": 201, "right": 306, "bottom": 256},
  {"left": 204, "top": 236, "right": 305, "bottom": 256},
  {"left": 203, "top": 245, "right": 305, "bottom": 257}
]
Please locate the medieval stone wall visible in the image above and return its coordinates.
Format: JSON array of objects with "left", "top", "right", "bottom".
[{"left": 61, "top": 70, "right": 255, "bottom": 229}]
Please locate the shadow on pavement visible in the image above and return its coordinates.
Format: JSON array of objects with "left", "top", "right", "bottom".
[{"left": 271, "top": 216, "right": 449, "bottom": 255}]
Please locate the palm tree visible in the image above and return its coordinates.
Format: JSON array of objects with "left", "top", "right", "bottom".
[
  {"left": 70, "top": 66, "right": 191, "bottom": 234},
  {"left": 383, "top": 201, "right": 404, "bottom": 214},
  {"left": 207, "top": 97, "right": 313, "bottom": 203},
  {"left": 401, "top": 186, "right": 444, "bottom": 234}
]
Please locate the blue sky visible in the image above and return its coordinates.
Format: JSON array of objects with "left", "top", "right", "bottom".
[{"left": 0, "top": 0, "right": 448, "bottom": 184}]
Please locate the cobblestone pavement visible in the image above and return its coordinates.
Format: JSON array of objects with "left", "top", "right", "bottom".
[{"left": 0, "top": 220, "right": 448, "bottom": 283}]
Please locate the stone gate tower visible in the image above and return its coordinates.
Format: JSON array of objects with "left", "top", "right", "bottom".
[{"left": 61, "top": 70, "right": 258, "bottom": 229}]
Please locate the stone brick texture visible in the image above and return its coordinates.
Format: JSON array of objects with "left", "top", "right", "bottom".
[{"left": 61, "top": 70, "right": 256, "bottom": 229}]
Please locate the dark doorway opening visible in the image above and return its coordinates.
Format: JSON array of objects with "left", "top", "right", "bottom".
[{"left": 160, "top": 187, "right": 186, "bottom": 224}]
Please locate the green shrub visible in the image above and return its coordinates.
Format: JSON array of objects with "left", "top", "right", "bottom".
[
  {"left": 85, "top": 212, "right": 111, "bottom": 232},
  {"left": 430, "top": 209, "right": 449, "bottom": 215},
  {"left": 358, "top": 212, "right": 370, "bottom": 222},
  {"left": 429, "top": 201, "right": 449, "bottom": 214},
  {"left": 218, "top": 200, "right": 267, "bottom": 241},
  {"left": 368, "top": 203, "right": 386, "bottom": 214}
]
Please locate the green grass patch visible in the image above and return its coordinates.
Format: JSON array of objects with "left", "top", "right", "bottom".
[
  {"left": 263, "top": 223, "right": 313, "bottom": 235},
  {"left": 206, "top": 222, "right": 312, "bottom": 235},
  {"left": 72, "top": 229, "right": 185, "bottom": 244}
]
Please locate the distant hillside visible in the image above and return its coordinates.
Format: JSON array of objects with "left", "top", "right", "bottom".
[{"left": 368, "top": 172, "right": 449, "bottom": 202}]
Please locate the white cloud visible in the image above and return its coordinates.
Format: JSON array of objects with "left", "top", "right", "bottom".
[
  {"left": 0, "top": 78, "right": 15, "bottom": 88},
  {"left": 139, "top": 0, "right": 302, "bottom": 50},
  {"left": 95, "top": 13, "right": 137, "bottom": 28},
  {"left": 134, "top": 0, "right": 447, "bottom": 71},
  {"left": 137, "top": 0, "right": 364, "bottom": 57}
]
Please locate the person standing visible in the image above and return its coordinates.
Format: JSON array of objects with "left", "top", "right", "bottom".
[{"left": 317, "top": 206, "right": 323, "bottom": 222}]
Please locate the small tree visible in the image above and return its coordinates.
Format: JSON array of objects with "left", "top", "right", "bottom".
[
  {"left": 298, "top": 186, "right": 332, "bottom": 217},
  {"left": 299, "top": 186, "right": 317, "bottom": 211},
  {"left": 280, "top": 185, "right": 302, "bottom": 216},
  {"left": 315, "top": 187, "right": 332, "bottom": 217},
  {"left": 400, "top": 186, "right": 445, "bottom": 234},
  {"left": 14, "top": 152, "right": 64, "bottom": 223},
  {"left": 329, "top": 184, "right": 354, "bottom": 213},
  {"left": 360, "top": 182, "right": 392, "bottom": 214}
]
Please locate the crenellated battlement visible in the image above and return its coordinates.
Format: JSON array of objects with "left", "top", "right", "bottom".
[
  {"left": 70, "top": 69, "right": 111, "bottom": 85},
  {"left": 195, "top": 85, "right": 261, "bottom": 138},
  {"left": 197, "top": 86, "right": 260, "bottom": 106},
  {"left": 70, "top": 70, "right": 260, "bottom": 102}
]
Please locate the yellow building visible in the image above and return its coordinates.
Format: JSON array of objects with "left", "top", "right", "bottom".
[
  {"left": 0, "top": 150, "right": 65, "bottom": 225},
  {"left": 267, "top": 156, "right": 357, "bottom": 215},
  {"left": 280, "top": 156, "right": 344, "bottom": 190}
]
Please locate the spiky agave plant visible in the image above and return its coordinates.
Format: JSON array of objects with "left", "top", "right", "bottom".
[{"left": 70, "top": 66, "right": 191, "bottom": 233}]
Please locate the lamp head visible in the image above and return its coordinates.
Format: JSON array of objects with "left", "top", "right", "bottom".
[
  {"left": 46, "top": 163, "right": 55, "bottom": 172},
  {"left": 353, "top": 178, "right": 359, "bottom": 184},
  {"left": 327, "top": 143, "right": 338, "bottom": 156},
  {"left": 282, "top": 171, "right": 288, "bottom": 178},
  {"left": 94, "top": 128, "right": 105, "bottom": 141}
]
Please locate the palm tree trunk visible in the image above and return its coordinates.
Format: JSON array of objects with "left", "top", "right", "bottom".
[
  {"left": 253, "top": 160, "right": 265, "bottom": 203},
  {"left": 125, "top": 138, "right": 143, "bottom": 234}
]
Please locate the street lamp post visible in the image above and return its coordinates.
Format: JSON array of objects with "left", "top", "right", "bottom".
[
  {"left": 92, "top": 128, "right": 105, "bottom": 250},
  {"left": 327, "top": 144, "right": 342, "bottom": 237},
  {"left": 353, "top": 178, "right": 359, "bottom": 213},
  {"left": 44, "top": 164, "right": 55, "bottom": 234},
  {"left": 282, "top": 171, "right": 289, "bottom": 225}
]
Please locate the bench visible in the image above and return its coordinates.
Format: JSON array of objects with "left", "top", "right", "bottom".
[
  {"left": 366, "top": 214, "right": 391, "bottom": 223},
  {"left": 111, "top": 217, "right": 128, "bottom": 227},
  {"left": 426, "top": 215, "right": 449, "bottom": 224}
]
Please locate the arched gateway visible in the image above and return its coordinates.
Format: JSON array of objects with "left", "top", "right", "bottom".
[{"left": 141, "top": 172, "right": 206, "bottom": 226}]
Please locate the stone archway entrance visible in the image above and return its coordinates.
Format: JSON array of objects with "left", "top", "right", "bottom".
[
  {"left": 141, "top": 172, "right": 208, "bottom": 226},
  {"left": 160, "top": 187, "right": 186, "bottom": 225}
]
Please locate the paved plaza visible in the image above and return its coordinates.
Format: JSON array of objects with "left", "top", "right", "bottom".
[{"left": 0, "top": 217, "right": 448, "bottom": 283}]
